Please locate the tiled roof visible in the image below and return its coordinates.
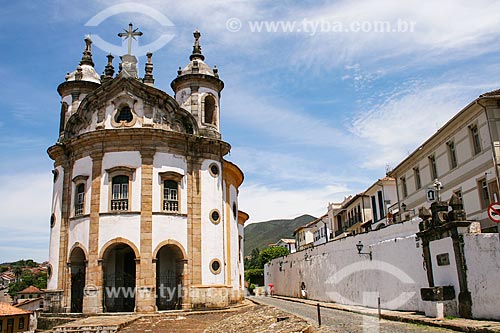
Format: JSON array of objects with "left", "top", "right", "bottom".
[
  {"left": 18, "top": 286, "right": 41, "bottom": 294},
  {"left": 280, "top": 239, "right": 296, "bottom": 244},
  {"left": 0, "top": 302, "right": 31, "bottom": 316},
  {"left": 15, "top": 297, "right": 43, "bottom": 307}
]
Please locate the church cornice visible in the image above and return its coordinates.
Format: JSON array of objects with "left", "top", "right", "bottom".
[{"left": 48, "top": 128, "right": 231, "bottom": 166}]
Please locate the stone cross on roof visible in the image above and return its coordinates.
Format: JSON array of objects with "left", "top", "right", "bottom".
[{"left": 118, "top": 23, "right": 143, "bottom": 55}]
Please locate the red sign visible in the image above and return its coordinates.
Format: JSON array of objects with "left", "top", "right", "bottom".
[{"left": 487, "top": 202, "right": 500, "bottom": 223}]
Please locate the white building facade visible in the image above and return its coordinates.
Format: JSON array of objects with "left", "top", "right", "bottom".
[
  {"left": 389, "top": 91, "right": 500, "bottom": 232},
  {"left": 45, "top": 30, "right": 248, "bottom": 314}
]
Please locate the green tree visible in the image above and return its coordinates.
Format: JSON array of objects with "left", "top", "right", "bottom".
[
  {"left": 8, "top": 271, "right": 47, "bottom": 298},
  {"left": 244, "top": 247, "right": 261, "bottom": 270},
  {"left": 258, "top": 246, "right": 289, "bottom": 266}
]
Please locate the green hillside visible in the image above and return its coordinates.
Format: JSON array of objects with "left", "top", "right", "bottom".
[{"left": 244, "top": 214, "right": 317, "bottom": 255}]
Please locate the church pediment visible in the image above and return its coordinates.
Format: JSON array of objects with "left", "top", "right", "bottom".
[{"left": 63, "top": 77, "right": 198, "bottom": 140}]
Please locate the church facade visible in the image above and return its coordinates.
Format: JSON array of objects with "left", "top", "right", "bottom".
[{"left": 45, "top": 27, "right": 248, "bottom": 313}]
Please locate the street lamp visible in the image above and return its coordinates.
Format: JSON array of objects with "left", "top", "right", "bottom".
[{"left": 356, "top": 241, "right": 372, "bottom": 260}]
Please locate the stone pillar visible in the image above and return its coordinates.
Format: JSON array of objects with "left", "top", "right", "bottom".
[
  {"left": 186, "top": 156, "right": 202, "bottom": 308},
  {"left": 58, "top": 158, "right": 74, "bottom": 312},
  {"left": 135, "top": 150, "right": 156, "bottom": 313},
  {"left": 181, "top": 259, "right": 190, "bottom": 310},
  {"left": 83, "top": 152, "right": 103, "bottom": 313}
]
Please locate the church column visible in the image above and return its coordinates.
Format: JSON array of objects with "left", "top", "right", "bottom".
[
  {"left": 187, "top": 156, "right": 202, "bottom": 306},
  {"left": 136, "top": 149, "right": 156, "bottom": 312},
  {"left": 58, "top": 158, "right": 74, "bottom": 312},
  {"left": 83, "top": 151, "right": 103, "bottom": 313}
]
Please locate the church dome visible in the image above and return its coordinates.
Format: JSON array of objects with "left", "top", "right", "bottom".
[
  {"left": 65, "top": 64, "right": 101, "bottom": 84},
  {"left": 175, "top": 30, "right": 219, "bottom": 79},
  {"left": 64, "top": 36, "right": 101, "bottom": 84},
  {"left": 179, "top": 58, "right": 215, "bottom": 76}
]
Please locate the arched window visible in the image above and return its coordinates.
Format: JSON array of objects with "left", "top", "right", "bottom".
[
  {"left": 59, "top": 102, "right": 68, "bottom": 133},
  {"left": 163, "top": 180, "right": 179, "bottom": 212},
  {"left": 111, "top": 175, "right": 129, "bottom": 211},
  {"left": 75, "top": 183, "right": 85, "bottom": 216},
  {"left": 204, "top": 95, "right": 216, "bottom": 125},
  {"left": 116, "top": 105, "right": 133, "bottom": 123}
]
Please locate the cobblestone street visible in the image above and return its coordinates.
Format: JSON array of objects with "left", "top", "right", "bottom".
[{"left": 253, "top": 296, "right": 456, "bottom": 332}]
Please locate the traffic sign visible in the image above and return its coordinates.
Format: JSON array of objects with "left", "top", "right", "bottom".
[
  {"left": 426, "top": 187, "right": 437, "bottom": 203},
  {"left": 487, "top": 202, "right": 500, "bottom": 223}
]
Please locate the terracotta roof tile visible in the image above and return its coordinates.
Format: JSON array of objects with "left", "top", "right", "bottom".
[
  {"left": 18, "top": 286, "right": 41, "bottom": 294},
  {"left": 0, "top": 302, "right": 31, "bottom": 316}
]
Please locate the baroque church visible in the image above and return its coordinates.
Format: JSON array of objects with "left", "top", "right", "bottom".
[{"left": 45, "top": 26, "right": 248, "bottom": 313}]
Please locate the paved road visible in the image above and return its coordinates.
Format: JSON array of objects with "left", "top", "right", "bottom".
[{"left": 253, "top": 296, "right": 455, "bottom": 333}]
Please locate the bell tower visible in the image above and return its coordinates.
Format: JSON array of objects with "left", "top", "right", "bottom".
[{"left": 171, "top": 30, "right": 224, "bottom": 139}]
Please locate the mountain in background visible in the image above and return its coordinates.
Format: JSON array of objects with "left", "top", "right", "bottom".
[{"left": 244, "top": 214, "right": 317, "bottom": 255}]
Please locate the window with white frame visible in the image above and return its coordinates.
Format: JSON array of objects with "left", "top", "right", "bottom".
[
  {"left": 75, "top": 183, "right": 85, "bottom": 216},
  {"left": 429, "top": 154, "right": 438, "bottom": 180},
  {"left": 447, "top": 140, "right": 458, "bottom": 169},
  {"left": 111, "top": 175, "right": 129, "bottom": 211},
  {"left": 401, "top": 176, "right": 408, "bottom": 198},
  {"left": 470, "top": 124, "right": 481, "bottom": 156},
  {"left": 413, "top": 167, "right": 421, "bottom": 190},
  {"left": 163, "top": 179, "right": 179, "bottom": 212}
]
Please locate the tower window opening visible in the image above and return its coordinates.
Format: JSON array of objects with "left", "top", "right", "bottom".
[{"left": 204, "top": 95, "right": 216, "bottom": 125}]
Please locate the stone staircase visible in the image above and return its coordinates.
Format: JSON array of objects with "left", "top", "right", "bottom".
[{"left": 50, "top": 315, "right": 139, "bottom": 333}]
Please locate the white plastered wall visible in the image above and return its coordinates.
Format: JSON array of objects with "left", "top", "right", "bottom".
[
  {"left": 201, "top": 159, "right": 224, "bottom": 285},
  {"left": 48, "top": 165, "right": 64, "bottom": 290}
]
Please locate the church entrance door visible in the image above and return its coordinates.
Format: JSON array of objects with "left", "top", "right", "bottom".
[
  {"left": 156, "top": 244, "right": 184, "bottom": 310},
  {"left": 102, "top": 243, "right": 136, "bottom": 312},
  {"left": 69, "top": 247, "right": 86, "bottom": 313}
]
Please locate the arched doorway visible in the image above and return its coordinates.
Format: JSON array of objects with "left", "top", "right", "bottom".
[
  {"left": 69, "top": 247, "right": 86, "bottom": 313},
  {"left": 156, "top": 244, "right": 185, "bottom": 310},
  {"left": 102, "top": 243, "right": 136, "bottom": 312}
]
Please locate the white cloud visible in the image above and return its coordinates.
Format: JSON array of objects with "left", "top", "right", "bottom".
[
  {"left": 348, "top": 81, "right": 493, "bottom": 169},
  {"left": 0, "top": 172, "right": 51, "bottom": 262},
  {"left": 239, "top": 182, "right": 352, "bottom": 224},
  {"left": 287, "top": 0, "right": 500, "bottom": 69},
  {"left": 222, "top": 86, "right": 350, "bottom": 147}
]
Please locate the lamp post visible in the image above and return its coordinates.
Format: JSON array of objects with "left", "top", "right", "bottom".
[{"left": 356, "top": 241, "right": 372, "bottom": 260}]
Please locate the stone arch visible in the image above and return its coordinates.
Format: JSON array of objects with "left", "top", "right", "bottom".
[
  {"left": 153, "top": 239, "right": 187, "bottom": 260},
  {"left": 68, "top": 242, "right": 88, "bottom": 263},
  {"left": 68, "top": 244, "right": 87, "bottom": 313},
  {"left": 154, "top": 240, "right": 187, "bottom": 310},
  {"left": 99, "top": 237, "right": 140, "bottom": 260}
]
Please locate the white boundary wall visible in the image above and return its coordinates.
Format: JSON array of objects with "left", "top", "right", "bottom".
[{"left": 265, "top": 221, "right": 500, "bottom": 319}]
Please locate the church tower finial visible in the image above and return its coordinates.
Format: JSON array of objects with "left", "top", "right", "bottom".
[
  {"left": 190, "top": 29, "right": 205, "bottom": 61},
  {"left": 80, "top": 35, "right": 95, "bottom": 67}
]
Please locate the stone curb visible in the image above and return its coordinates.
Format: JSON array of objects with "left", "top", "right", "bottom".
[{"left": 271, "top": 296, "right": 500, "bottom": 333}]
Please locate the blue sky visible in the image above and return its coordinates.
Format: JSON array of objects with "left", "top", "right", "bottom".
[{"left": 2, "top": 0, "right": 500, "bottom": 262}]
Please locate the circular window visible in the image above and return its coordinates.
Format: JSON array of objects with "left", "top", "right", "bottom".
[
  {"left": 210, "top": 209, "right": 221, "bottom": 224},
  {"left": 232, "top": 202, "right": 237, "bottom": 219},
  {"left": 210, "top": 259, "right": 222, "bottom": 274},
  {"left": 209, "top": 163, "right": 219, "bottom": 177},
  {"left": 50, "top": 214, "right": 56, "bottom": 228}
]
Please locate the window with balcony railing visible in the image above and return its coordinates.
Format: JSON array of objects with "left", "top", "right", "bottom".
[
  {"left": 75, "top": 183, "right": 85, "bottom": 216},
  {"left": 111, "top": 175, "right": 129, "bottom": 211},
  {"left": 163, "top": 180, "right": 179, "bottom": 212}
]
